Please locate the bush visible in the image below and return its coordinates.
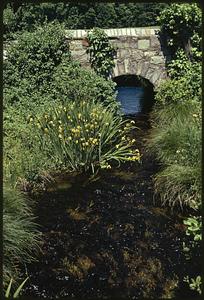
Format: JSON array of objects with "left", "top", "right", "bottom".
[
  {"left": 154, "top": 61, "right": 201, "bottom": 107},
  {"left": 32, "top": 100, "right": 140, "bottom": 174},
  {"left": 149, "top": 4, "right": 202, "bottom": 293},
  {"left": 51, "top": 59, "right": 118, "bottom": 108},
  {"left": 4, "top": 22, "right": 70, "bottom": 108},
  {"left": 149, "top": 56, "right": 201, "bottom": 209},
  {"left": 3, "top": 183, "right": 41, "bottom": 287},
  {"left": 148, "top": 50, "right": 201, "bottom": 210},
  {"left": 4, "top": 23, "right": 119, "bottom": 187},
  {"left": 4, "top": 105, "right": 56, "bottom": 186}
]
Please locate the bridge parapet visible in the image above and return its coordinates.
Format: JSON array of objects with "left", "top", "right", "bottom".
[
  {"left": 66, "top": 27, "right": 160, "bottom": 39},
  {"left": 67, "top": 27, "right": 168, "bottom": 87}
]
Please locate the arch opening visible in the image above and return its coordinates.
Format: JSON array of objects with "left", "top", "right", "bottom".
[{"left": 113, "top": 75, "right": 155, "bottom": 116}]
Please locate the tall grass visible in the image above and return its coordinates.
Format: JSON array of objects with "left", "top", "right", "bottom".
[
  {"left": 3, "top": 183, "right": 41, "bottom": 288},
  {"left": 147, "top": 100, "right": 201, "bottom": 209}
]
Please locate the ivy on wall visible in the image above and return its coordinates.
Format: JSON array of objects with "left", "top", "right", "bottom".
[{"left": 86, "top": 28, "right": 116, "bottom": 79}]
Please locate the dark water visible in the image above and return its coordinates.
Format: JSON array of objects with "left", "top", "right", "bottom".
[
  {"left": 116, "top": 87, "right": 144, "bottom": 115},
  {"left": 21, "top": 116, "right": 200, "bottom": 299}
]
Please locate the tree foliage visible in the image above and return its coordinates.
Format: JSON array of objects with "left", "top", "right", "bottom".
[
  {"left": 158, "top": 3, "right": 202, "bottom": 60},
  {"left": 3, "top": 2, "right": 168, "bottom": 39}
]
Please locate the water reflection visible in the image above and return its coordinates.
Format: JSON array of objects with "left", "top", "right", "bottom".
[{"left": 116, "top": 87, "right": 144, "bottom": 115}]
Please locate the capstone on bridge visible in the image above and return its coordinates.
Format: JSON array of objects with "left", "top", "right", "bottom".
[{"left": 67, "top": 27, "right": 169, "bottom": 87}]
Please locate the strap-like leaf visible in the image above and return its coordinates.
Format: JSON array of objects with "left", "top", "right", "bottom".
[
  {"left": 13, "top": 277, "right": 29, "bottom": 298},
  {"left": 5, "top": 278, "right": 13, "bottom": 298}
]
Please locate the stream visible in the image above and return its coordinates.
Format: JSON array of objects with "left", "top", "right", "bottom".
[{"left": 21, "top": 114, "right": 200, "bottom": 299}]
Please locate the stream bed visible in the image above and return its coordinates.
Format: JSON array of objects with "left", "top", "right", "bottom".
[{"left": 22, "top": 115, "right": 200, "bottom": 299}]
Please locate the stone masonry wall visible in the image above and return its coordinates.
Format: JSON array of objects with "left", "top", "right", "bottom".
[
  {"left": 67, "top": 27, "right": 168, "bottom": 87},
  {"left": 3, "top": 27, "right": 168, "bottom": 87}
]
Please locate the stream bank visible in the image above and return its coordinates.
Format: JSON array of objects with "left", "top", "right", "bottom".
[{"left": 21, "top": 115, "right": 199, "bottom": 299}]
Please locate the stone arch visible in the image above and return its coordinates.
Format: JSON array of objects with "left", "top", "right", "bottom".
[{"left": 112, "top": 57, "right": 167, "bottom": 88}]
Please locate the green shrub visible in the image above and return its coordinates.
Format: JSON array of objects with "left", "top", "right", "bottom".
[
  {"left": 3, "top": 183, "right": 41, "bottom": 287},
  {"left": 149, "top": 102, "right": 201, "bottom": 165},
  {"left": 153, "top": 4, "right": 202, "bottom": 291},
  {"left": 51, "top": 59, "right": 118, "bottom": 108},
  {"left": 154, "top": 164, "right": 201, "bottom": 210},
  {"left": 4, "top": 22, "right": 70, "bottom": 107},
  {"left": 154, "top": 63, "right": 201, "bottom": 107},
  {"left": 4, "top": 105, "right": 55, "bottom": 186},
  {"left": 33, "top": 100, "right": 140, "bottom": 174},
  {"left": 4, "top": 27, "right": 118, "bottom": 186},
  {"left": 150, "top": 100, "right": 200, "bottom": 128}
]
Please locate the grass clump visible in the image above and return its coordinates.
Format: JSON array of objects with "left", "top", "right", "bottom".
[
  {"left": 3, "top": 182, "right": 41, "bottom": 288},
  {"left": 147, "top": 51, "right": 201, "bottom": 211},
  {"left": 148, "top": 100, "right": 201, "bottom": 210},
  {"left": 33, "top": 100, "right": 140, "bottom": 174}
]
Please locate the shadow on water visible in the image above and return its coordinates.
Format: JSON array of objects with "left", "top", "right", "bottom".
[{"left": 21, "top": 116, "right": 200, "bottom": 299}]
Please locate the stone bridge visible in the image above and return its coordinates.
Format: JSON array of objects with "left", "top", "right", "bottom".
[{"left": 67, "top": 27, "right": 169, "bottom": 87}]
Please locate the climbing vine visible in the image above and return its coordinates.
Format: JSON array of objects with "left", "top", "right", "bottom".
[
  {"left": 158, "top": 3, "right": 201, "bottom": 61},
  {"left": 86, "top": 28, "right": 116, "bottom": 79}
]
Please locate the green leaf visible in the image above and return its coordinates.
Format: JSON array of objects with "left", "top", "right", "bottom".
[
  {"left": 5, "top": 278, "right": 13, "bottom": 298},
  {"left": 13, "top": 277, "right": 29, "bottom": 298}
]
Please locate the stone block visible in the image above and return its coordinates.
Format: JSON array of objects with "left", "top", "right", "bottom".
[
  {"left": 129, "top": 61, "right": 137, "bottom": 74},
  {"left": 113, "top": 64, "right": 119, "bottom": 77},
  {"left": 149, "top": 69, "right": 161, "bottom": 85},
  {"left": 117, "top": 62, "right": 125, "bottom": 75},
  {"left": 150, "top": 36, "right": 160, "bottom": 48},
  {"left": 124, "top": 58, "right": 130, "bottom": 73},
  {"left": 140, "top": 61, "right": 150, "bottom": 77},
  {"left": 151, "top": 56, "right": 165, "bottom": 65},
  {"left": 125, "top": 28, "right": 130, "bottom": 35},
  {"left": 70, "top": 41, "right": 83, "bottom": 51},
  {"left": 144, "top": 51, "right": 157, "bottom": 58},
  {"left": 128, "top": 41, "right": 138, "bottom": 49},
  {"left": 119, "top": 48, "right": 130, "bottom": 59},
  {"left": 136, "top": 61, "right": 144, "bottom": 75},
  {"left": 135, "top": 28, "right": 143, "bottom": 36},
  {"left": 121, "top": 41, "right": 131, "bottom": 48},
  {"left": 138, "top": 39, "right": 150, "bottom": 49},
  {"left": 131, "top": 50, "right": 144, "bottom": 60}
]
